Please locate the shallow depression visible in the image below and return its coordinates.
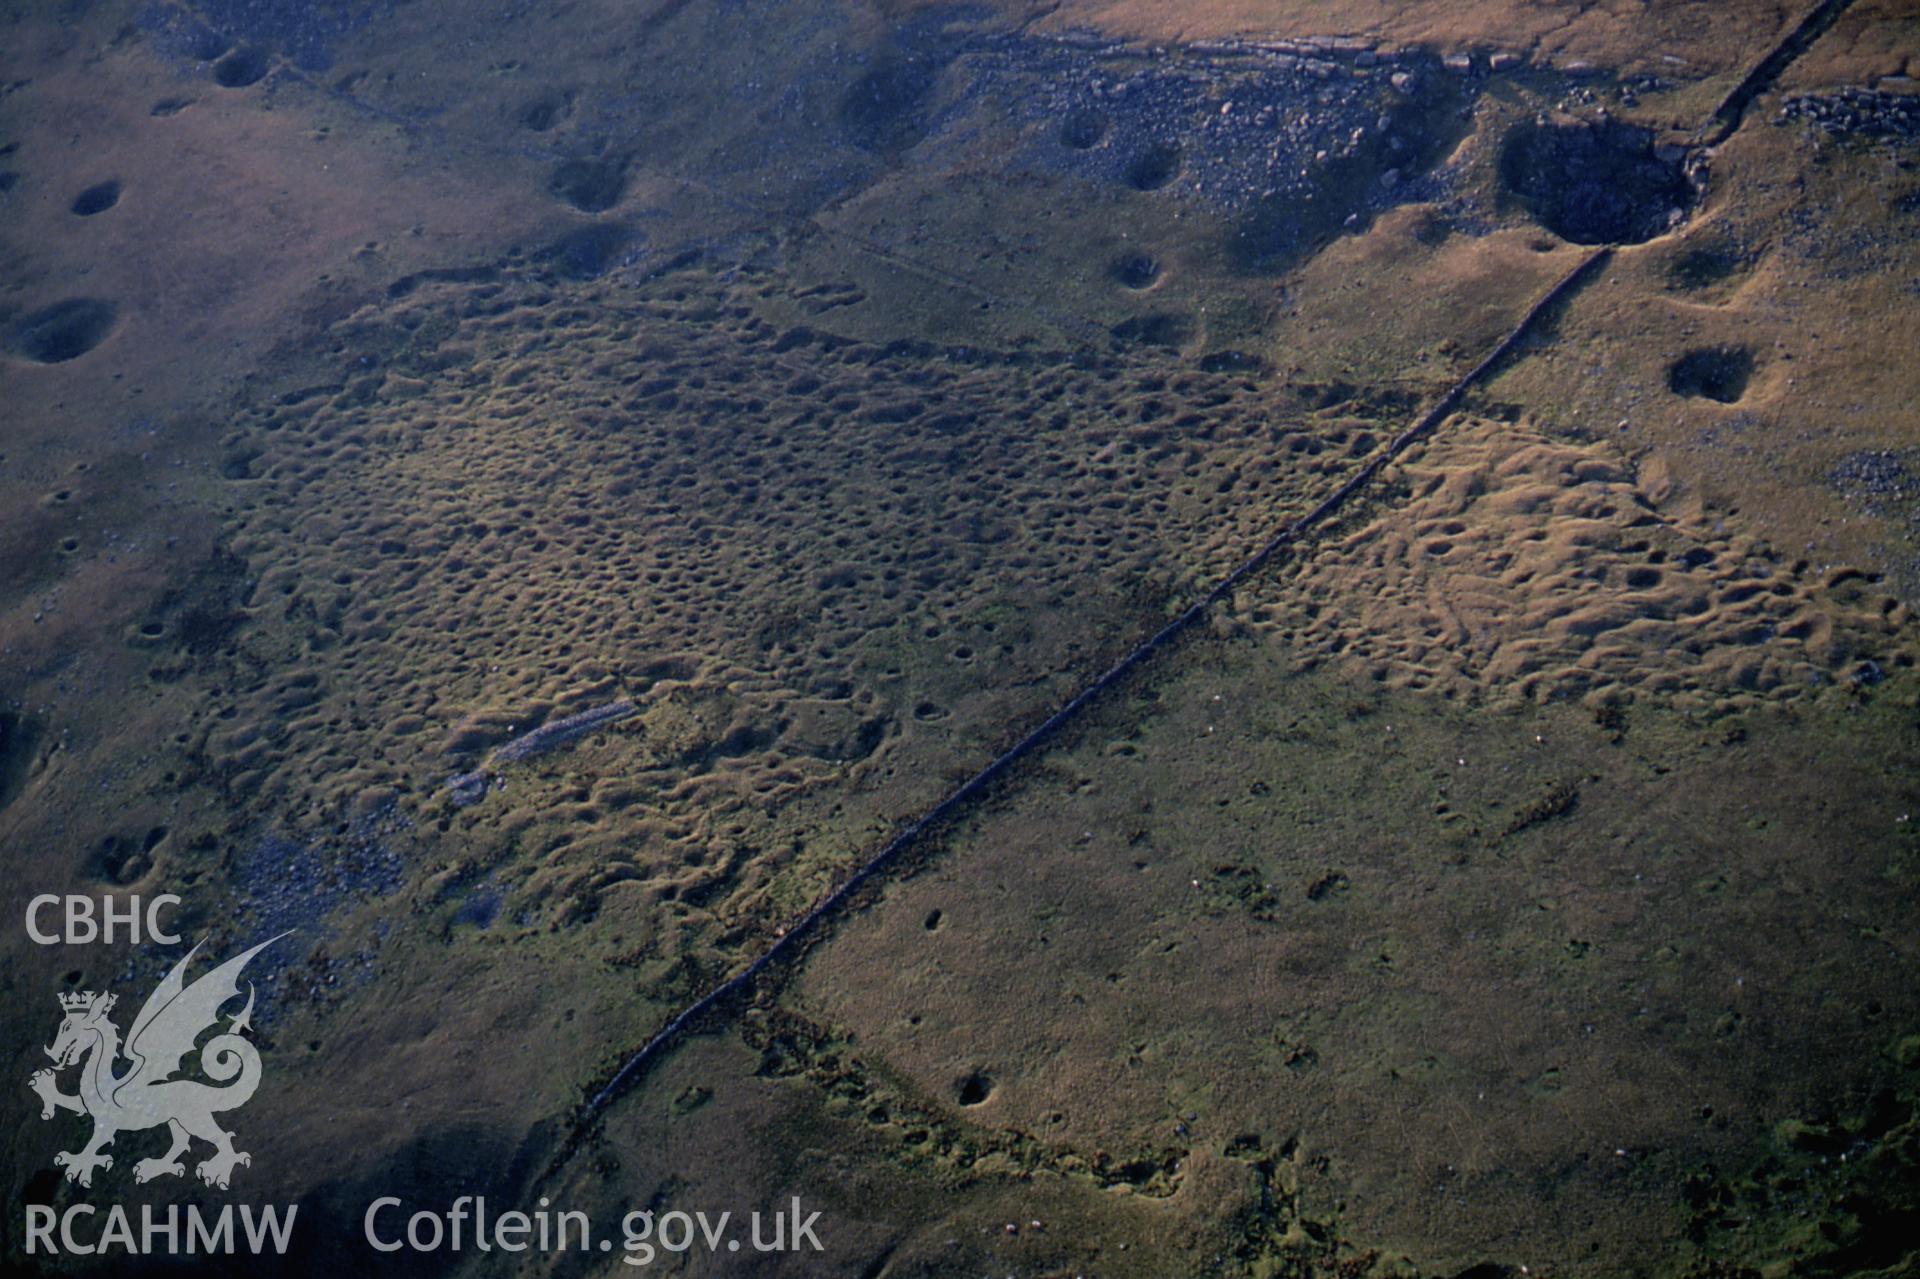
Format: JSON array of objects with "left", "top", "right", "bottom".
[{"left": 7, "top": 298, "right": 119, "bottom": 363}]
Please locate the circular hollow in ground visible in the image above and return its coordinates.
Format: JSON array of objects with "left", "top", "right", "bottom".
[
  {"left": 1060, "top": 108, "right": 1107, "bottom": 149},
  {"left": 956, "top": 1072, "right": 993, "bottom": 1106},
  {"left": 89, "top": 834, "right": 152, "bottom": 886},
  {"left": 70, "top": 181, "right": 121, "bottom": 216},
  {"left": 1666, "top": 242, "right": 1748, "bottom": 293},
  {"left": 212, "top": 46, "right": 270, "bottom": 88},
  {"left": 518, "top": 94, "right": 571, "bottom": 133},
  {"left": 1667, "top": 347, "right": 1754, "bottom": 403},
  {"left": 7, "top": 299, "right": 119, "bottom": 364},
  {"left": 1109, "top": 252, "right": 1161, "bottom": 289},
  {"left": 1124, "top": 142, "right": 1182, "bottom": 191},
  {"left": 548, "top": 158, "right": 627, "bottom": 213},
  {"left": 1498, "top": 120, "right": 1691, "bottom": 245}
]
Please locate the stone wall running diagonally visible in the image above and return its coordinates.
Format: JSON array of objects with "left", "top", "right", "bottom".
[
  {"left": 1696, "top": 0, "right": 1861, "bottom": 148},
  {"left": 550, "top": 0, "right": 1874, "bottom": 1185},
  {"left": 551, "top": 248, "right": 1614, "bottom": 1164}
]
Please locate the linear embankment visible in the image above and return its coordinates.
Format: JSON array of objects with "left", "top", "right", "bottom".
[
  {"left": 526, "top": 0, "right": 1866, "bottom": 1194},
  {"left": 1696, "top": 0, "right": 1859, "bottom": 147},
  {"left": 561, "top": 245, "right": 1613, "bottom": 1140}
]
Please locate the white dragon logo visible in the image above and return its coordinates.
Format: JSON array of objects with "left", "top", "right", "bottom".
[{"left": 28, "top": 934, "right": 286, "bottom": 1190}]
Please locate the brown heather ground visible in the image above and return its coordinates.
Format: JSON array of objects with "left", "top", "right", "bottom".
[{"left": 2, "top": 1, "right": 1918, "bottom": 1275}]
